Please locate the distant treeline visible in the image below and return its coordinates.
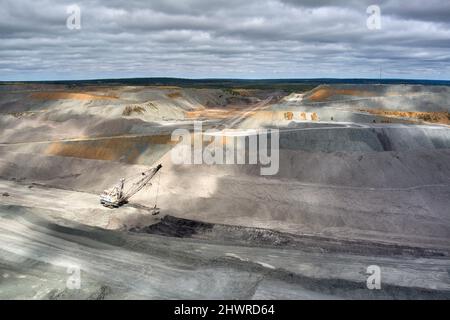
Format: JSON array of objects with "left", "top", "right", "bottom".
[{"left": 1, "top": 77, "right": 449, "bottom": 90}]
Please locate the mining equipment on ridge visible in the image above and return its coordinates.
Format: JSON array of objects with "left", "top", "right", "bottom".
[{"left": 100, "top": 164, "right": 162, "bottom": 208}]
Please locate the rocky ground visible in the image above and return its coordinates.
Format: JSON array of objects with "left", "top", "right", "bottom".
[{"left": 0, "top": 82, "right": 449, "bottom": 299}]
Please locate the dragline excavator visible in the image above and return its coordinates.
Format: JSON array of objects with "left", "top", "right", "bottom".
[{"left": 100, "top": 164, "right": 162, "bottom": 208}]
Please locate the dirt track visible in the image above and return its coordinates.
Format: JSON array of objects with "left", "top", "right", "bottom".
[{"left": 1, "top": 198, "right": 449, "bottom": 299}]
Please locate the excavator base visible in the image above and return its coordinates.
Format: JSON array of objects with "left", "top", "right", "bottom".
[{"left": 100, "top": 199, "right": 128, "bottom": 208}]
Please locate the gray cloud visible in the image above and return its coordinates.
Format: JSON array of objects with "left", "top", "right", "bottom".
[{"left": 0, "top": 0, "right": 449, "bottom": 80}]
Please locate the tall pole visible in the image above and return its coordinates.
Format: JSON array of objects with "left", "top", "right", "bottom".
[{"left": 379, "top": 65, "right": 382, "bottom": 83}]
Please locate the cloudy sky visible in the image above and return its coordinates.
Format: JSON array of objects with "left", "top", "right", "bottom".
[{"left": 1, "top": 0, "right": 449, "bottom": 80}]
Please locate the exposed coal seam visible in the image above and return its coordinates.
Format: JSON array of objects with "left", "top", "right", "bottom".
[
  {"left": 132, "top": 215, "right": 449, "bottom": 258},
  {"left": 207, "top": 256, "right": 450, "bottom": 300}
]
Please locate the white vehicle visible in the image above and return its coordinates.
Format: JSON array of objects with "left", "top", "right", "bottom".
[{"left": 100, "top": 164, "right": 162, "bottom": 208}]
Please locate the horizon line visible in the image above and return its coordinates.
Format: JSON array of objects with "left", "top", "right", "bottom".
[{"left": 1, "top": 76, "right": 450, "bottom": 83}]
